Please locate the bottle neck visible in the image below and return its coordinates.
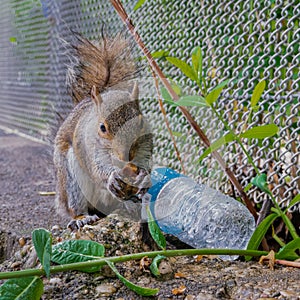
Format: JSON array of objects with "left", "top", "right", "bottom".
[{"left": 147, "top": 167, "right": 184, "bottom": 202}]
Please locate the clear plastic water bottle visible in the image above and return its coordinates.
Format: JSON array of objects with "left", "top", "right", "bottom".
[{"left": 145, "top": 167, "right": 256, "bottom": 260}]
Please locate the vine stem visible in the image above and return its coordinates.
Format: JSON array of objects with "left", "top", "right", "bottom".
[
  {"left": 0, "top": 248, "right": 268, "bottom": 280},
  {"left": 110, "top": 0, "right": 258, "bottom": 220}
]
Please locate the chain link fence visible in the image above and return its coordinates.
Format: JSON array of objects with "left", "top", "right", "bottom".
[{"left": 0, "top": 0, "right": 299, "bottom": 210}]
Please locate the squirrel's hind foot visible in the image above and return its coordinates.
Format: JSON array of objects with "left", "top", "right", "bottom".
[{"left": 67, "top": 214, "right": 100, "bottom": 231}]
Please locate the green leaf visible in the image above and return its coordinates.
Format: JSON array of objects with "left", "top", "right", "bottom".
[
  {"left": 160, "top": 86, "right": 172, "bottom": 103},
  {"left": 243, "top": 182, "right": 253, "bottom": 193},
  {"left": 191, "top": 46, "right": 202, "bottom": 81},
  {"left": 205, "top": 80, "right": 229, "bottom": 106},
  {"left": 105, "top": 260, "right": 159, "bottom": 296},
  {"left": 167, "top": 95, "right": 206, "bottom": 107},
  {"left": 245, "top": 213, "right": 279, "bottom": 261},
  {"left": 0, "top": 276, "right": 43, "bottom": 300},
  {"left": 285, "top": 194, "right": 300, "bottom": 212},
  {"left": 170, "top": 81, "right": 182, "bottom": 96},
  {"left": 9, "top": 37, "right": 17, "bottom": 43},
  {"left": 199, "top": 133, "right": 235, "bottom": 161},
  {"left": 52, "top": 240, "right": 105, "bottom": 273},
  {"left": 133, "top": 0, "right": 146, "bottom": 10},
  {"left": 241, "top": 124, "right": 279, "bottom": 139},
  {"left": 166, "top": 57, "right": 197, "bottom": 81},
  {"left": 32, "top": 228, "right": 52, "bottom": 278},
  {"left": 277, "top": 238, "right": 300, "bottom": 261},
  {"left": 251, "top": 173, "right": 272, "bottom": 195},
  {"left": 149, "top": 255, "right": 166, "bottom": 277},
  {"left": 147, "top": 206, "right": 166, "bottom": 250},
  {"left": 250, "top": 80, "right": 266, "bottom": 108},
  {"left": 151, "top": 50, "right": 170, "bottom": 59}
]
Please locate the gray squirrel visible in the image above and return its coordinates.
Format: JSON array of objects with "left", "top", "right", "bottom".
[{"left": 53, "top": 34, "right": 153, "bottom": 230}]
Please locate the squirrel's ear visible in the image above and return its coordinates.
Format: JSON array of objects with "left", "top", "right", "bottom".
[
  {"left": 91, "top": 85, "right": 103, "bottom": 106},
  {"left": 131, "top": 82, "right": 139, "bottom": 100}
]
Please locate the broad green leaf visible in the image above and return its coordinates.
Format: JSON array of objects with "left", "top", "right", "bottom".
[
  {"left": 133, "top": 0, "right": 146, "bottom": 10},
  {"left": 285, "top": 194, "right": 300, "bottom": 212},
  {"left": 0, "top": 276, "right": 43, "bottom": 300},
  {"left": 147, "top": 206, "right": 166, "bottom": 250},
  {"left": 250, "top": 80, "right": 266, "bottom": 108},
  {"left": 167, "top": 95, "right": 206, "bottom": 107},
  {"left": 199, "top": 133, "right": 235, "bottom": 161},
  {"left": 191, "top": 46, "right": 202, "bottom": 80},
  {"left": 52, "top": 240, "right": 105, "bottom": 273},
  {"left": 277, "top": 238, "right": 300, "bottom": 261},
  {"left": 245, "top": 213, "right": 279, "bottom": 261},
  {"left": 251, "top": 173, "right": 272, "bottom": 195},
  {"left": 32, "top": 228, "right": 52, "bottom": 278},
  {"left": 205, "top": 80, "right": 229, "bottom": 106},
  {"left": 240, "top": 124, "right": 279, "bottom": 139},
  {"left": 105, "top": 260, "right": 159, "bottom": 296},
  {"left": 166, "top": 57, "right": 197, "bottom": 81},
  {"left": 149, "top": 255, "right": 166, "bottom": 277}
]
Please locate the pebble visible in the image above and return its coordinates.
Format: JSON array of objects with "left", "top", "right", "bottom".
[
  {"left": 184, "top": 295, "right": 196, "bottom": 300},
  {"left": 49, "top": 277, "right": 62, "bottom": 285},
  {"left": 10, "top": 261, "right": 22, "bottom": 268},
  {"left": 280, "top": 290, "right": 299, "bottom": 297},
  {"left": 96, "top": 283, "right": 117, "bottom": 296},
  {"left": 18, "top": 237, "right": 26, "bottom": 247},
  {"left": 23, "top": 249, "right": 37, "bottom": 269}
]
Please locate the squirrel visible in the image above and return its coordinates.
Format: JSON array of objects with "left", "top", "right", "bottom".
[{"left": 53, "top": 33, "right": 153, "bottom": 231}]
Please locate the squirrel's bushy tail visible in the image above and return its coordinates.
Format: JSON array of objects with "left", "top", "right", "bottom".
[{"left": 67, "top": 33, "right": 137, "bottom": 104}]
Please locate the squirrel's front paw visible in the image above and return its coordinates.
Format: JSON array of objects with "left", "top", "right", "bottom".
[
  {"left": 107, "top": 164, "right": 151, "bottom": 200},
  {"left": 67, "top": 214, "right": 100, "bottom": 231},
  {"left": 108, "top": 170, "right": 138, "bottom": 200}
]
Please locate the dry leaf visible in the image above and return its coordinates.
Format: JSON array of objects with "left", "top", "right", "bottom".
[
  {"left": 259, "top": 250, "right": 276, "bottom": 270},
  {"left": 174, "top": 272, "right": 186, "bottom": 279},
  {"left": 140, "top": 256, "right": 151, "bottom": 272},
  {"left": 194, "top": 255, "right": 203, "bottom": 262},
  {"left": 172, "top": 285, "right": 186, "bottom": 295}
]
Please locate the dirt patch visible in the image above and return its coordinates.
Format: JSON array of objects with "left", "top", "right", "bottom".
[{"left": 0, "top": 128, "right": 299, "bottom": 300}]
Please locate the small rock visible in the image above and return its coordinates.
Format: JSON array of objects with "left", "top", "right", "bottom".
[
  {"left": 20, "top": 245, "right": 31, "bottom": 257},
  {"left": 185, "top": 295, "right": 196, "bottom": 300},
  {"left": 51, "top": 225, "right": 61, "bottom": 231},
  {"left": 18, "top": 237, "right": 26, "bottom": 247},
  {"left": 280, "top": 290, "right": 299, "bottom": 298},
  {"left": 49, "top": 277, "right": 62, "bottom": 285},
  {"left": 23, "top": 250, "right": 38, "bottom": 269},
  {"left": 137, "top": 276, "right": 151, "bottom": 285},
  {"left": 157, "top": 260, "right": 173, "bottom": 280},
  {"left": 116, "top": 221, "right": 124, "bottom": 228},
  {"left": 96, "top": 283, "right": 117, "bottom": 296},
  {"left": 195, "top": 293, "right": 218, "bottom": 300},
  {"left": 10, "top": 261, "right": 22, "bottom": 268},
  {"left": 100, "top": 265, "right": 117, "bottom": 278},
  {"left": 82, "top": 289, "right": 89, "bottom": 295}
]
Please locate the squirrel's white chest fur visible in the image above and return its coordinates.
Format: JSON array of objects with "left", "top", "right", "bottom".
[{"left": 67, "top": 147, "right": 141, "bottom": 220}]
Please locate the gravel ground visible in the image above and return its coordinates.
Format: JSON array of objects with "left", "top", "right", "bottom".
[{"left": 0, "top": 128, "right": 299, "bottom": 300}]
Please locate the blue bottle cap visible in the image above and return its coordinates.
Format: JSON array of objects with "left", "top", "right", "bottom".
[{"left": 147, "top": 167, "right": 184, "bottom": 202}]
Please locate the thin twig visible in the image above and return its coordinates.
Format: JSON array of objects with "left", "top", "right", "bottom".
[
  {"left": 151, "top": 70, "right": 186, "bottom": 173},
  {"left": 110, "top": 0, "right": 257, "bottom": 220}
]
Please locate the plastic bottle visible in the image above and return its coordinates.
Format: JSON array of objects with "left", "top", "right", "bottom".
[{"left": 144, "top": 167, "right": 256, "bottom": 260}]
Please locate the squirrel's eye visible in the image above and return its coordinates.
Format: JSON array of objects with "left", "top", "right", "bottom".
[{"left": 99, "top": 123, "right": 107, "bottom": 133}]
